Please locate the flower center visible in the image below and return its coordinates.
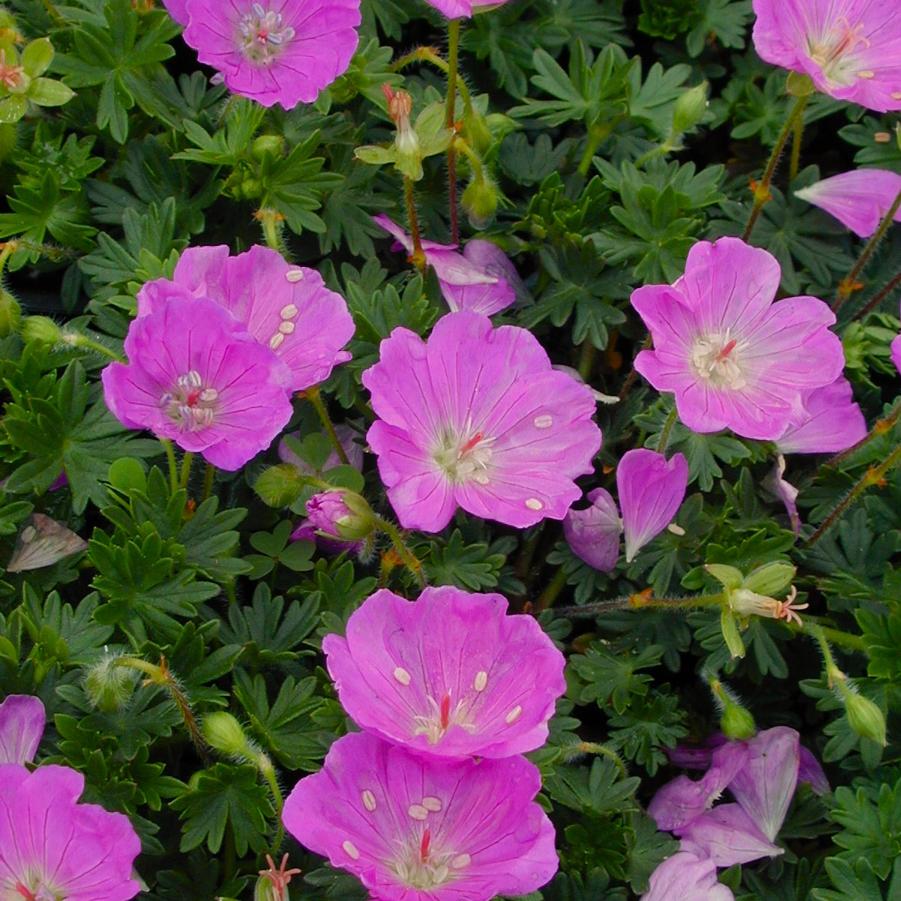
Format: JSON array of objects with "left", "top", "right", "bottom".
[
  {"left": 15, "top": 881, "right": 59, "bottom": 901},
  {"left": 160, "top": 370, "right": 219, "bottom": 431},
  {"left": 412, "top": 691, "right": 477, "bottom": 745},
  {"left": 807, "top": 18, "right": 870, "bottom": 87},
  {"left": 390, "top": 827, "right": 471, "bottom": 890},
  {"left": 690, "top": 333, "right": 746, "bottom": 389},
  {"left": 238, "top": 2, "right": 295, "bottom": 65},
  {"left": 432, "top": 427, "right": 495, "bottom": 484}
]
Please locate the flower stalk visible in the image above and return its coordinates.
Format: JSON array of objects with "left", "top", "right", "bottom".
[
  {"left": 302, "top": 385, "right": 350, "bottom": 465},
  {"left": 403, "top": 177, "right": 426, "bottom": 272},
  {"left": 374, "top": 514, "right": 425, "bottom": 586},
  {"left": 446, "top": 19, "right": 461, "bottom": 243}
]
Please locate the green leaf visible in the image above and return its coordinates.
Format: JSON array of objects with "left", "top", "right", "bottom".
[
  {"left": 830, "top": 780, "right": 901, "bottom": 879},
  {"left": 28, "top": 77, "right": 75, "bottom": 107}
]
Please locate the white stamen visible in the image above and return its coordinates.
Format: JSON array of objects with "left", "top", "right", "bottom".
[
  {"left": 285, "top": 269, "right": 305, "bottom": 283},
  {"left": 533, "top": 414, "right": 553, "bottom": 429},
  {"left": 525, "top": 498, "right": 543, "bottom": 511},
  {"left": 343, "top": 840, "right": 360, "bottom": 859},
  {"left": 269, "top": 333, "right": 285, "bottom": 350},
  {"left": 422, "top": 796, "right": 442, "bottom": 811},
  {"left": 280, "top": 303, "right": 299, "bottom": 319},
  {"left": 279, "top": 321, "right": 295, "bottom": 335},
  {"left": 667, "top": 523, "right": 686, "bottom": 536},
  {"left": 199, "top": 388, "right": 219, "bottom": 403},
  {"left": 393, "top": 666, "right": 412, "bottom": 685},
  {"left": 474, "top": 671, "right": 488, "bottom": 692},
  {"left": 361, "top": 790, "right": 377, "bottom": 811},
  {"left": 451, "top": 854, "right": 472, "bottom": 869},
  {"left": 505, "top": 705, "right": 523, "bottom": 724},
  {"left": 857, "top": 69, "right": 874, "bottom": 78},
  {"left": 408, "top": 804, "right": 429, "bottom": 820}
]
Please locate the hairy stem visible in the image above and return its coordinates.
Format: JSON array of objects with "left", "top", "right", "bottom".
[
  {"left": 303, "top": 385, "right": 350, "bottom": 465},
  {"left": 555, "top": 590, "right": 725, "bottom": 617},
  {"left": 404, "top": 177, "right": 426, "bottom": 272},
  {"left": 202, "top": 463, "right": 216, "bottom": 502},
  {"left": 535, "top": 568, "right": 568, "bottom": 611},
  {"left": 655, "top": 407, "right": 678, "bottom": 454},
  {"left": 789, "top": 112, "right": 804, "bottom": 181},
  {"left": 179, "top": 452, "right": 195, "bottom": 492},
  {"left": 446, "top": 19, "right": 461, "bottom": 243},
  {"left": 161, "top": 439, "right": 179, "bottom": 495},
  {"left": 375, "top": 515, "right": 426, "bottom": 586},
  {"left": 851, "top": 269, "right": 901, "bottom": 321}
]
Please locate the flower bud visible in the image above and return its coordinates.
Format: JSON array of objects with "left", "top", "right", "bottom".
[
  {"left": 306, "top": 490, "right": 375, "bottom": 541},
  {"left": 671, "top": 82, "right": 708, "bottom": 135},
  {"left": 21, "top": 315, "right": 62, "bottom": 345},
  {"left": 84, "top": 655, "right": 137, "bottom": 713},
  {"left": 251, "top": 134, "right": 285, "bottom": 161},
  {"left": 203, "top": 712, "right": 253, "bottom": 758},
  {"left": 462, "top": 176, "right": 499, "bottom": 228},
  {"left": 708, "top": 677, "right": 756, "bottom": 740},
  {"left": 462, "top": 106, "right": 492, "bottom": 154},
  {"left": 0, "top": 287, "right": 20, "bottom": 337},
  {"left": 837, "top": 681, "right": 887, "bottom": 747},
  {"left": 383, "top": 85, "right": 421, "bottom": 177}
]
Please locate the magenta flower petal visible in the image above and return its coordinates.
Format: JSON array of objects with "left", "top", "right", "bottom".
[
  {"left": 323, "top": 586, "right": 566, "bottom": 758},
  {"left": 102, "top": 295, "right": 293, "bottom": 470},
  {"left": 727, "top": 726, "right": 799, "bottom": 842},
  {"left": 617, "top": 449, "right": 688, "bottom": 563},
  {"left": 146, "top": 245, "right": 355, "bottom": 393},
  {"left": 795, "top": 169, "right": 901, "bottom": 237},
  {"left": 563, "top": 487, "right": 622, "bottom": 572},
  {"left": 893, "top": 333, "right": 901, "bottom": 375},
  {"left": 181, "top": 0, "right": 362, "bottom": 108},
  {"left": 632, "top": 237, "right": 845, "bottom": 440},
  {"left": 677, "top": 802, "right": 783, "bottom": 866},
  {"left": 0, "top": 695, "right": 45, "bottom": 765},
  {"left": 161, "top": 0, "right": 189, "bottom": 25},
  {"left": 363, "top": 311, "right": 601, "bottom": 531},
  {"left": 765, "top": 454, "right": 802, "bottom": 534},
  {"left": 775, "top": 378, "right": 867, "bottom": 455},
  {"left": 374, "top": 215, "right": 517, "bottom": 316},
  {"left": 752, "top": 0, "right": 901, "bottom": 112},
  {"left": 0, "top": 764, "right": 141, "bottom": 900},
  {"left": 798, "top": 745, "right": 830, "bottom": 795},
  {"left": 283, "top": 732, "right": 558, "bottom": 901},
  {"left": 641, "top": 851, "right": 734, "bottom": 901}
]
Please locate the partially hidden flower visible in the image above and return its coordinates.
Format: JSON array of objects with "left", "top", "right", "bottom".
[
  {"left": 0, "top": 694, "right": 45, "bottom": 765},
  {"left": 617, "top": 449, "right": 688, "bottom": 563},
  {"left": 374, "top": 215, "right": 520, "bottom": 316},
  {"left": 282, "top": 731, "right": 558, "bottom": 901},
  {"left": 306, "top": 490, "right": 375, "bottom": 542},
  {"left": 102, "top": 295, "right": 293, "bottom": 470},
  {"left": 752, "top": 0, "right": 901, "bottom": 112},
  {"left": 420, "top": 0, "right": 512, "bottom": 20},
  {"left": 0, "top": 764, "right": 142, "bottom": 900},
  {"left": 765, "top": 454, "right": 802, "bottom": 534},
  {"left": 140, "top": 245, "right": 354, "bottom": 393},
  {"left": 632, "top": 237, "right": 845, "bottom": 440},
  {"left": 563, "top": 487, "right": 622, "bottom": 572},
  {"left": 323, "top": 586, "right": 566, "bottom": 758},
  {"left": 363, "top": 311, "right": 601, "bottom": 531},
  {"left": 795, "top": 169, "right": 901, "bottom": 237},
  {"left": 775, "top": 378, "right": 867, "bottom": 455},
  {"left": 641, "top": 851, "right": 734, "bottom": 901},
  {"left": 175, "top": 0, "right": 362, "bottom": 109},
  {"left": 6, "top": 513, "right": 87, "bottom": 573}
]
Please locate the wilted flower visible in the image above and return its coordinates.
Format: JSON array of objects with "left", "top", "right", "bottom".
[
  {"left": 617, "top": 449, "right": 688, "bottom": 562},
  {"left": 6, "top": 513, "right": 87, "bottom": 573},
  {"left": 421, "top": 0, "right": 512, "bottom": 19},
  {"left": 0, "top": 694, "right": 45, "bottom": 764},
  {"left": 0, "top": 764, "right": 142, "bottom": 900},
  {"left": 374, "top": 215, "right": 520, "bottom": 316},
  {"left": 632, "top": 237, "right": 844, "bottom": 440},
  {"left": 139, "top": 245, "right": 354, "bottom": 393},
  {"left": 641, "top": 851, "right": 734, "bottom": 901},
  {"left": 102, "top": 295, "right": 293, "bottom": 470},
  {"left": 563, "top": 487, "right": 622, "bottom": 572},
  {"left": 323, "top": 586, "right": 566, "bottom": 758},
  {"left": 795, "top": 169, "right": 901, "bottom": 237},
  {"left": 174, "top": 0, "right": 362, "bottom": 108},
  {"left": 283, "top": 731, "right": 558, "bottom": 901},
  {"left": 752, "top": 0, "right": 901, "bottom": 112},
  {"left": 363, "top": 311, "right": 601, "bottom": 531},
  {"left": 775, "top": 379, "right": 867, "bottom": 455}
]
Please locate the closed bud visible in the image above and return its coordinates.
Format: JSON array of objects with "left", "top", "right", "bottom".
[
  {"left": 22, "top": 315, "right": 62, "bottom": 345},
  {"left": 671, "top": 82, "right": 709, "bottom": 135},
  {"left": 84, "top": 655, "right": 137, "bottom": 713},
  {"left": 306, "top": 490, "right": 375, "bottom": 541},
  {"left": 203, "top": 712, "right": 252, "bottom": 758},
  {"left": 839, "top": 683, "right": 887, "bottom": 747},
  {"left": 462, "top": 106, "right": 492, "bottom": 154},
  {"left": 462, "top": 176, "right": 499, "bottom": 228},
  {"left": 251, "top": 134, "right": 285, "bottom": 161},
  {"left": 708, "top": 676, "right": 756, "bottom": 740},
  {"left": 0, "top": 287, "right": 20, "bottom": 337}
]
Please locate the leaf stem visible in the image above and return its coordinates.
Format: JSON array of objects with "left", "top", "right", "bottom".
[
  {"left": 789, "top": 112, "right": 804, "bottom": 181},
  {"left": 161, "top": 439, "right": 178, "bottom": 494},
  {"left": 404, "top": 177, "right": 426, "bottom": 271},
  {"left": 820, "top": 400, "right": 900, "bottom": 471},
  {"left": 535, "top": 568, "right": 567, "bottom": 611},
  {"left": 555, "top": 590, "right": 725, "bottom": 617},
  {"left": 742, "top": 93, "right": 809, "bottom": 242},
  {"left": 202, "top": 463, "right": 216, "bottom": 501},
  {"left": 179, "top": 452, "right": 195, "bottom": 492},
  {"left": 257, "top": 752, "right": 286, "bottom": 854},
  {"left": 655, "top": 407, "right": 678, "bottom": 454},
  {"left": 375, "top": 515, "right": 425, "bottom": 586},
  {"left": 446, "top": 19, "right": 461, "bottom": 244},
  {"left": 303, "top": 385, "right": 350, "bottom": 465},
  {"left": 851, "top": 269, "right": 901, "bottom": 321}
]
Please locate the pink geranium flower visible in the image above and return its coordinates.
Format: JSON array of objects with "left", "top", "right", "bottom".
[
  {"left": 641, "top": 851, "right": 734, "bottom": 901},
  {"left": 795, "top": 169, "right": 901, "bottom": 237},
  {"left": 422, "top": 0, "right": 512, "bottom": 19},
  {"left": 102, "top": 295, "right": 294, "bottom": 470},
  {"left": 362, "top": 311, "right": 601, "bottom": 531},
  {"left": 632, "top": 237, "right": 844, "bottom": 440},
  {"left": 374, "top": 215, "right": 519, "bottom": 317},
  {"left": 323, "top": 586, "right": 566, "bottom": 758},
  {"left": 752, "top": 0, "right": 901, "bottom": 112},
  {"left": 0, "top": 694, "right": 45, "bottom": 765},
  {"left": 283, "top": 732, "right": 558, "bottom": 901},
  {"left": 139, "top": 245, "right": 354, "bottom": 393},
  {"left": 618, "top": 449, "right": 688, "bottom": 562},
  {"left": 0, "top": 764, "right": 141, "bottom": 900},
  {"left": 775, "top": 378, "right": 867, "bottom": 454},
  {"left": 563, "top": 487, "right": 622, "bottom": 572},
  {"left": 175, "top": 0, "right": 362, "bottom": 108}
]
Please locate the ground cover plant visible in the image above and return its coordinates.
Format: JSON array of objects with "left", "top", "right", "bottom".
[{"left": 0, "top": 0, "right": 899, "bottom": 897}]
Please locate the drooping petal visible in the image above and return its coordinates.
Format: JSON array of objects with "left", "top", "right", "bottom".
[
  {"left": 617, "top": 449, "right": 688, "bottom": 562},
  {"left": 6, "top": 514, "right": 87, "bottom": 573},
  {"left": 798, "top": 745, "right": 830, "bottom": 795},
  {"left": 324, "top": 586, "right": 566, "bottom": 759},
  {"left": 563, "top": 487, "right": 622, "bottom": 572},
  {"left": 764, "top": 454, "right": 802, "bottom": 534},
  {"left": 677, "top": 803, "right": 784, "bottom": 866},
  {"left": 0, "top": 695, "right": 45, "bottom": 764},
  {"left": 640, "top": 851, "right": 734, "bottom": 901},
  {"left": 775, "top": 378, "right": 868, "bottom": 454},
  {"left": 795, "top": 169, "right": 901, "bottom": 238},
  {"left": 282, "top": 732, "right": 558, "bottom": 901}
]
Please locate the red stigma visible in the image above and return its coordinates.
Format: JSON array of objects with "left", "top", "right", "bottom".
[
  {"left": 420, "top": 828, "right": 432, "bottom": 862},
  {"left": 15, "top": 885, "right": 37, "bottom": 901},
  {"left": 715, "top": 339, "right": 737, "bottom": 362},
  {"left": 439, "top": 693, "right": 451, "bottom": 731},
  {"left": 185, "top": 389, "right": 202, "bottom": 406},
  {"left": 460, "top": 432, "right": 483, "bottom": 456}
]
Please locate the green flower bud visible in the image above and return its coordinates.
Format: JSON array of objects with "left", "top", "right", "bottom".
[
  {"left": 462, "top": 176, "right": 499, "bottom": 228},
  {"left": 22, "top": 315, "right": 62, "bottom": 345},
  {"left": 254, "top": 463, "right": 306, "bottom": 508},
  {"left": 84, "top": 655, "right": 137, "bottom": 713},
  {"left": 708, "top": 676, "right": 756, "bottom": 740},
  {"left": 251, "top": 134, "right": 285, "bottom": 161},
  {"left": 0, "top": 286, "right": 20, "bottom": 337},
  {"left": 839, "top": 683, "right": 887, "bottom": 747},
  {"left": 307, "top": 489, "right": 375, "bottom": 541},
  {"left": 203, "top": 712, "right": 253, "bottom": 758},
  {"left": 671, "top": 82, "right": 709, "bottom": 135}
]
